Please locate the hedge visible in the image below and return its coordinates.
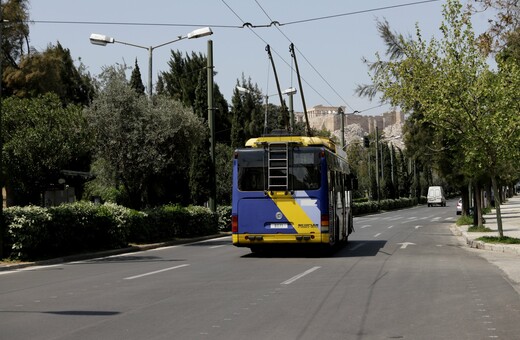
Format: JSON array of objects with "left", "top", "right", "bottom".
[
  {"left": 3, "top": 202, "right": 222, "bottom": 261},
  {"left": 352, "top": 197, "right": 419, "bottom": 216}
]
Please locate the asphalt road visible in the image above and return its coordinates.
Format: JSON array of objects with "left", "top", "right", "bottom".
[{"left": 1, "top": 199, "right": 520, "bottom": 339}]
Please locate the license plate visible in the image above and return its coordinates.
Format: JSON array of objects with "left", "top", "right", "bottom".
[{"left": 270, "top": 223, "right": 289, "bottom": 229}]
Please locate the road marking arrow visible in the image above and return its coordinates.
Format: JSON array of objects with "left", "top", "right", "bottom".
[{"left": 397, "top": 242, "right": 416, "bottom": 249}]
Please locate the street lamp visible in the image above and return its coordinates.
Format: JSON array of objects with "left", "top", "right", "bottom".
[
  {"left": 89, "top": 27, "right": 213, "bottom": 97},
  {"left": 282, "top": 87, "right": 297, "bottom": 132},
  {"left": 236, "top": 86, "right": 279, "bottom": 135},
  {"left": 337, "top": 108, "right": 359, "bottom": 150}
]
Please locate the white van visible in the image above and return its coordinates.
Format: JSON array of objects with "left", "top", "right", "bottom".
[{"left": 427, "top": 186, "right": 446, "bottom": 207}]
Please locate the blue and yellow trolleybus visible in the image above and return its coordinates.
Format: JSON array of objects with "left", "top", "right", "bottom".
[{"left": 232, "top": 134, "right": 356, "bottom": 252}]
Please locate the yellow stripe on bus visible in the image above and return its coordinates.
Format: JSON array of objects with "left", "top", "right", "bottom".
[{"left": 268, "top": 191, "right": 320, "bottom": 233}]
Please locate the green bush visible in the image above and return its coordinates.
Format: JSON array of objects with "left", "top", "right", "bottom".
[
  {"left": 477, "top": 236, "right": 520, "bottom": 244},
  {"left": 352, "top": 197, "right": 418, "bottom": 216},
  {"left": 217, "top": 206, "right": 232, "bottom": 231},
  {"left": 4, "top": 202, "right": 219, "bottom": 260},
  {"left": 3, "top": 202, "right": 138, "bottom": 260},
  {"left": 456, "top": 215, "right": 473, "bottom": 226},
  {"left": 467, "top": 225, "right": 492, "bottom": 232},
  {"left": 4, "top": 206, "right": 52, "bottom": 259},
  {"left": 127, "top": 205, "right": 218, "bottom": 244},
  {"left": 184, "top": 206, "right": 219, "bottom": 237}
]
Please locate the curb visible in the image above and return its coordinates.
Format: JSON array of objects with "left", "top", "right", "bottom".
[
  {"left": 0, "top": 233, "right": 230, "bottom": 272},
  {"left": 452, "top": 225, "right": 520, "bottom": 256}
]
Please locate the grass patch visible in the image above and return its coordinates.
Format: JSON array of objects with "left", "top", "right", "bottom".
[
  {"left": 456, "top": 215, "right": 473, "bottom": 226},
  {"left": 467, "top": 225, "right": 493, "bottom": 232},
  {"left": 477, "top": 236, "right": 520, "bottom": 244}
]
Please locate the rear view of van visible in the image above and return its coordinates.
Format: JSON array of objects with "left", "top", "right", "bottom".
[{"left": 427, "top": 186, "right": 446, "bottom": 207}]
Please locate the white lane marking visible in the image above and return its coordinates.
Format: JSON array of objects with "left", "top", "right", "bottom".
[
  {"left": 209, "top": 245, "right": 226, "bottom": 249},
  {"left": 124, "top": 264, "right": 190, "bottom": 280},
  {"left": 281, "top": 266, "right": 321, "bottom": 285},
  {"left": 397, "top": 242, "right": 416, "bottom": 249},
  {"left": 388, "top": 225, "right": 394, "bottom": 229},
  {"left": 374, "top": 233, "right": 381, "bottom": 238},
  {"left": 415, "top": 225, "right": 423, "bottom": 229},
  {"left": 360, "top": 225, "right": 372, "bottom": 229}
]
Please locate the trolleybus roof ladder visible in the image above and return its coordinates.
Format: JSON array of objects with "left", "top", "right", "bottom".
[{"left": 267, "top": 142, "right": 289, "bottom": 192}]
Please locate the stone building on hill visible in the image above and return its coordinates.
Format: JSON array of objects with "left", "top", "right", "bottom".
[{"left": 295, "top": 105, "right": 404, "bottom": 135}]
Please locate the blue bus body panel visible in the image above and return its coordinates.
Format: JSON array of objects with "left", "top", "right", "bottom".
[{"left": 235, "top": 191, "right": 323, "bottom": 235}]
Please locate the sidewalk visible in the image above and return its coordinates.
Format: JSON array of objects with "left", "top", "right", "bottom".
[{"left": 452, "top": 194, "right": 520, "bottom": 256}]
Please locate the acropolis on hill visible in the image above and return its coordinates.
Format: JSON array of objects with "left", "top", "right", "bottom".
[{"left": 294, "top": 105, "right": 405, "bottom": 148}]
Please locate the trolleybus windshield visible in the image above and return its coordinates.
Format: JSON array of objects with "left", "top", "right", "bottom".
[{"left": 237, "top": 147, "right": 321, "bottom": 192}]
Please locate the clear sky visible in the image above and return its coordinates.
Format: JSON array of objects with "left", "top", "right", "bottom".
[{"left": 27, "top": 0, "right": 494, "bottom": 115}]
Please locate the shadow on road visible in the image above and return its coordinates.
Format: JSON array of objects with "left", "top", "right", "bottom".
[{"left": 240, "top": 240, "right": 387, "bottom": 258}]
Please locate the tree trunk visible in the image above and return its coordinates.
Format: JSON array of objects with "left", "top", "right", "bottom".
[
  {"left": 461, "top": 185, "right": 470, "bottom": 216},
  {"left": 473, "top": 182, "right": 484, "bottom": 227},
  {"left": 491, "top": 175, "right": 504, "bottom": 237}
]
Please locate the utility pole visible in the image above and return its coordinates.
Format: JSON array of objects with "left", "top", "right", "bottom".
[
  {"left": 0, "top": 2, "right": 4, "bottom": 259},
  {"left": 375, "top": 126, "right": 380, "bottom": 204},
  {"left": 339, "top": 107, "right": 345, "bottom": 149},
  {"left": 207, "top": 40, "right": 216, "bottom": 213}
]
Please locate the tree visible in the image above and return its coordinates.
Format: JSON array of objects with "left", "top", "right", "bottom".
[
  {"left": 1, "top": 0, "right": 30, "bottom": 69},
  {"left": 230, "top": 75, "right": 266, "bottom": 145},
  {"left": 2, "top": 94, "right": 91, "bottom": 206},
  {"left": 129, "top": 58, "right": 145, "bottom": 95},
  {"left": 471, "top": 0, "right": 520, "bottom": 54},
  {"left": 3, "top": 43, "right": 95, "bottom": 106},
  {"left": 85, "top": 66, "right": 207, "bottom": 209},
  {"left": 159, "top": 50, "right": 231, "bottom": 144},
  {"left": 369, "top": 0, "right": 520, "bottom": 234},
  {"left": 356, "top": 19, "right": 441, "bottom": 200},
  {"left": 215, "top": 143, "right": 233, "bottom": 204}
]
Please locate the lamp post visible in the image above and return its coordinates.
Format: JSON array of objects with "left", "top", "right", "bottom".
[
  {"left": 207, "top": 39, "right": 216, "bottom": 213},
  {"left": 236, "top": 87, "right": 279, "bottom": 135},
  {"left": 89, "top": 27, "right": 213, "bottom": 97},
  {"left": 283, "top": 87, "right": 297, "bottom": 132},
  {"left": 0, "top": 4, "right": 3, "bottom": 258},
  {"left": 337, "top": 108, "right": 359, "bottom": 150}
]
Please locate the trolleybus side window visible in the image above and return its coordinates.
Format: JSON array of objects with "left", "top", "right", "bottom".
[{"left": 237, "top": 150, "right": 265, "bottom": 191}]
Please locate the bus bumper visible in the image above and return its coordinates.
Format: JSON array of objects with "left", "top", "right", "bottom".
[{"left": 232, "top": 233, "right": 324, "bottom": 246}]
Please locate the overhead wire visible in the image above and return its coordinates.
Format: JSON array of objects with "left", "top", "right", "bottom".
[
  {"left": 280, "top": 0, "right": 440, "bottom": 26},
  {"left": 29, "top": 20, "right": 240, "bottom": 28},
  {"left": 221, "top": 0, "right": 336, "bottom": 108},
  {"left": 253, "top": 0, "right": 354, "bottom": 111},
  {"left": 30, "top": 0, "right": 441, "bottom": 29},
  {"left": 220, "top": 0, "right": 274, "bottom": 98}
]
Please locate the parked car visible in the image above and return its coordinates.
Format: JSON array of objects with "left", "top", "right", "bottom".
[
  {"left": 427, "top": 186, "right": 446, "bottom": 207},
  {"left": 456, "top": 198, "right": 462, "bottom": 215}
]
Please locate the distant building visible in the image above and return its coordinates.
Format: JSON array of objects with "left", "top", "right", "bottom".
[{"left": 295, "top": 105, "right": 404, "bottom": 135}]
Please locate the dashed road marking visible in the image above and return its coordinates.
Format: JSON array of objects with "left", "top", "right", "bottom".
[{"left": 124, "top": 264, "right": 190, "bottom": 280}]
